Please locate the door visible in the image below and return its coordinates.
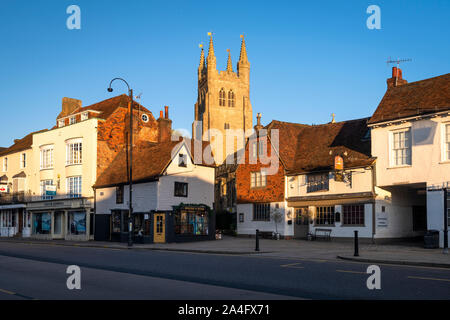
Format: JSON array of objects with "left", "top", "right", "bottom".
[
  {"left": 153, "top": 213, "right": 165, "bottom": 243},
  {"left": 54, "top": 211, "right": 63, "bottom": 237},
  {"left": 18, "top": 209, "right": 23, "bottom": 233},
  {"left": 294, "top": 207, "right": 310, "bottom": 239}
]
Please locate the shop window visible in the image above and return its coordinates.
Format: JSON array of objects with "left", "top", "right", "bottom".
[
  {"left": 112, "top": 210, "right": 122, "bottom": 233},
  {"left": 307, "top": 172, "right": 329, "bottom": 193},
  {"left": 253, "top": 203, "right": 270, "bottom": 221},
  {"left": 33, "top": 212, "right": 51, "bottom": 234},
  {"left": 174, "top": 208, "right": 208, "bottom": 235},
  {"left": 315, "top": 206, "right": 335, "bottom": 225},
  {"left": 174, "top": 182, "right": 188, "bottom": 197},
  {"left": 116, "top": 185, "right": 124, "bottom": 204},
  {"left": 342, "top": 204, "right": 365, "bottom": 225},
  {"left": 68, "top": 211, "right": 86, "bottom": 235}
]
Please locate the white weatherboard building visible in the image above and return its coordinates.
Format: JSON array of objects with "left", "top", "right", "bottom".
[
  {"left": 368, "top": 69, "right": 450, "bottom": 247},
  {"left": 94, "top": 139, "right": 216, "bottom": 243}
]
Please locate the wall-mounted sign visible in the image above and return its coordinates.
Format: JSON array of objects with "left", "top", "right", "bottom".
[
  {"left": 0, "top": 185, "right": 8, "bottom": 193},
  {"left": 45, "top": 185, "right": 57, "bottom": 196},
  {"left": 334, "top": 155, "right": 344, "bottom": 171}
]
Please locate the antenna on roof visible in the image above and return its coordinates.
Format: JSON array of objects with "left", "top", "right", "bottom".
[{"left": 386, "top": 57, "right": 412, "bottom": 86}]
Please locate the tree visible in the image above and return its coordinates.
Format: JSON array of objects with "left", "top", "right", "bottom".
[{"left": 271, "top": 208, "right": 283, "bottom": 238}]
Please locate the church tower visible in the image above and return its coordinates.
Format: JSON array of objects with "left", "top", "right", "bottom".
[{"left": 193, "top": 34, "right": 253, "bottom": 164}]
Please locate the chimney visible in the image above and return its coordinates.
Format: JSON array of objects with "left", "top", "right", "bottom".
[
  {"left": 387, "top": 67, "right": 408, "bottom": 89},
  {"left": 157, "top": 106, "right": 172, "bottom": 143},
  {"left": 61, "top": 97, "right": 82, "bottom": 117},
  {"left": 254, "top": 112, "right": 263, "bottom": 132}
]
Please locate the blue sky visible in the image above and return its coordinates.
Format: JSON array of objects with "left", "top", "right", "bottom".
[{"left": 0, "top": 0, "right": 449, "bottom": 146}]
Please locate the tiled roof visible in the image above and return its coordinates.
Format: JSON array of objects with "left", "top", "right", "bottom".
[
  {"left": 94, "top": 138, "right": 215, "bottom": 188},
  {"left": 369, "top": 73, "right": 450, "bottom": 124},
  {"left": 266, "top": 118, "right": 374, "bottom": 174},
  {"left": 57, "top": 94, "right": 152, "bottom": 120},
  {"left": 0, "top": 129, "right": 47, "bottom": 157}
]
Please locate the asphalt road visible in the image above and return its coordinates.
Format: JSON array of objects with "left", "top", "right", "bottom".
[{"left": 0, "top": 242, "right": 449, "bottom": 300}]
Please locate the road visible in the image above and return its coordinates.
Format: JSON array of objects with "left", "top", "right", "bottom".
[{"left": 0, "top": 242, "right": 448, "bottom": 300}]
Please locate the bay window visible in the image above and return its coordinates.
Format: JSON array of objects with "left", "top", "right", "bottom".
[
  {"left": 66, "top": 139, "right": 82, "bottom": 165},
  {"left": 67, "top": 176, "right": 82, "bottom": 198},
  {"left": 40, "top": 145, "right": 54, "bottom": 169}
]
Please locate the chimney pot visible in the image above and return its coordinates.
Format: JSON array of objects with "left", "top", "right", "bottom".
[
  {"left": 164, "top": 106, "right": 169, "bottom": 119},
  {"left": 159, "top": 110, "right": 163, "bottom": 118}
]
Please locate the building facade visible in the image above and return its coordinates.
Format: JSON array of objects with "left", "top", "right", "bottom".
[
  {"left": 369, "top": 69, "right": 450, "bottom": 247},
  {"left": 94, "top": 139, "right": 216, "bottom": 243}
]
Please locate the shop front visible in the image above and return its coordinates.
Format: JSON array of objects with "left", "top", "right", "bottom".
[
  {"left": 0, "top": 205, "right": 30, "bottom": 237},
  {"left": 26, "top": 197, "right": 93, "bottom": 240},
  {"left": 101, "top": 204, "right": 214, "bottom": 244}
]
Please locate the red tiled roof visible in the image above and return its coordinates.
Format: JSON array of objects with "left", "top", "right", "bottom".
[
  {"left": 94, "top": 138, "right": 215, "bottom": 188},
  {"left": 58, "top": 94, "right": 153, "bottom": 120},
  {"left": 0, "top": 129, "right": 47, "bottom": 157},
  {"left": 266, "top": 118, "right": 374, "bottom": 174},
  {"left": 369, "top": 73, "right": 450, "bottom": 124}
]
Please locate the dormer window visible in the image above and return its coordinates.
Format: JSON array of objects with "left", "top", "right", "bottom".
[
  {"left": 69, "top": 116, "right": 76, "bottom": 125},
  {"left": 81, "top": 112, "right": 88, "bottom": 121},
  {"left": 219, "top": 88, "right": 226, "bottom": 106},
  {"left": 58, "top": 119, "right": 65, "bottom": 127},
  {"left": 178, "top": 153, "right": 187, "bottom": 167}
]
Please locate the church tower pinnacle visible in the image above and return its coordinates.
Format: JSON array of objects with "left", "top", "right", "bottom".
[
  {"left": 226, "top": 49, "right": 233, "bottom": 72},
  {"left": 207, "top": 32, "right": 216, "bottom": 72}
]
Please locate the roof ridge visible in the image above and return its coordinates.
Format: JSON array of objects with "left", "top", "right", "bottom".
[{"left": 388, "top": 72, "right": 450, "bottom": 90}]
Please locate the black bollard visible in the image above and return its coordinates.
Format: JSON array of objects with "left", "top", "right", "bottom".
[
  {"left": 354, "top": 230, "right": 359, "bottom": 257},
  {"left": 255, "top": 229, "right": 260, "bottom": 251}
]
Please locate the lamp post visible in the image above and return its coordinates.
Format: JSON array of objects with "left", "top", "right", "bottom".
[{"left": 107, "top": 78, "right": 134, "bottom": 247}]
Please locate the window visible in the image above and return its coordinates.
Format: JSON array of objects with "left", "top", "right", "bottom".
[
  {"left": 258, "top": 139, "right": 265, "bottom": 156},
  {"left": 239, "top": 213, "right": 244, "bottom": 223},
  {"left": 20, "top": 153, "right": 26, "bottom": 168},
  {"left": 178, "top": 153, "right": 187, "bottom": 167},
  {"left": 32, "top": 212, "right": 51, "bottom": 234},
  {"left": 315, "top": 206, "right": 335, "bottom": 225},
  {"left": 116, "top": 185, "right": 124, "bottom": 204},
  {"left": 228, "top": 90, "right": 235, "bottom": 107},
  {"left": 66, "top": 140, "right": 82, "bottom": 165},
  {"left": 251, "top": 141, "right": 257, "bottom": 158},
  {"left": 58, "top": 119, "right": 65, "bottom": 127},
  {"left": 224, "top": 123, "right": 230, "bottom": 130},
  {"left": 391, "top": 129, "right": 411, "bottom": 166},
  {"left": 69, "top": 116, "right": 76, "bottom": 124},
  {"left": 250, "top": 171, "right": 267, "bottom": 188},
  {"left": 219, "top": 88, "right": 226, "bottom": 106},
  {"left": 174, "top": 182, "right": 188, "bottom": 197},
  {"left": 253, "top": 203, "right": 270, "bottom": 221},
  {"left": 342, "top": 204, "right": 365, "bottom": 225},
  {"left": 307, "top": 173, "right": 329, "bottom": 193},
  {"left": 81, "top": 112, "right": 88, "bottom": 121},
  {"left": 68, "top": 211, "right": 86, "bottom": 235},
  {"left": 174, "top": 208, "right": 208, "bottom": 235},
  {"left": 67, "top": 176, "right": 82, "bottom": 198},
  {"left": 445, "top": 124, "right": 450, "bottom": 161},
  {"left": 40, "top": 146, "right": 54, "bottom": 169},
  {"left": 40, "top": 179, "right": 54, "bottom": 200},
  {"left": 2, "top": 157, "right": 7, "bottom": 172}
]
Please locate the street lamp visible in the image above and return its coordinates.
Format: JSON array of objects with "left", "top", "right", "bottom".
[{"left": 107, "top": 78, "right": 134, "bottom": 247}]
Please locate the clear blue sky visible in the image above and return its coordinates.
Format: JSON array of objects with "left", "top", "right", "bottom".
[{"left": 0, "top": 0, "right": 449, "bottom": 146}]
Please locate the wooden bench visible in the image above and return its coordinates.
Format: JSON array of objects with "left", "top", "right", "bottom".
[{"left": 312, "top": 228, "right": 332, "bottom": 241}]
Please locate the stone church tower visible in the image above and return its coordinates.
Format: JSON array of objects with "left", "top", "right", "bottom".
[{"left": 193, "top": 35, "right": 253, "bottom": 164}]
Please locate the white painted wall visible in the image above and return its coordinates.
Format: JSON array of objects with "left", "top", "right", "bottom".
[
  {"left": 427, "top": 190, "right": 449, "bottom": 248},
  {"left": 237, "top": 201, "right": 293, "bottom": 236}
]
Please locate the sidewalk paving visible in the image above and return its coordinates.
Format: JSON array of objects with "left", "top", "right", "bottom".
[{"left": 1, "top": 236, "right": 449, "bottom": 268}]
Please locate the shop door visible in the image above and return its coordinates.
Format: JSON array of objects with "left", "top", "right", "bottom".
[
  {"left": 294, "top": 207, "right": 310, "bottom": 239},
  {"left": 153, "top": 213, "right": 165, "bottom": 243},
  {"left": 18, "top": 210, "right": 23, "bottom": 233}
]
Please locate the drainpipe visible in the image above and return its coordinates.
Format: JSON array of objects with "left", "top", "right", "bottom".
[{"left": 371, "top": 163, "right": 377, "bottom": 244}]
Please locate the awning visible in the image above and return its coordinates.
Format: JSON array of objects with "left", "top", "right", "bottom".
[
  {"left": 287, "top": 192, "right": 375, "bottom": 207},
  {"left": 0, "top": 204, "right": 26, "bottom": 210}
]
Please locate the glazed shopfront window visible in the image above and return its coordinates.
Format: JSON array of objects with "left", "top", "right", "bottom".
[
  {"left": 68, "top": 211, "right": 87, "bottom": 235},
  {"left": 174, "top": 208, "right": 208, "bottom": 235},
  {"left": 33, "top": 212, "right": 51, "bottom": 234},
  {"left": 112, "top": 210, "right": 128, "bottom": 233}
]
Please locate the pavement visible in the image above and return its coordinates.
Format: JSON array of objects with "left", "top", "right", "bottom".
[{"left": 0, "top": 236, "right": 449, "bottom": 268}]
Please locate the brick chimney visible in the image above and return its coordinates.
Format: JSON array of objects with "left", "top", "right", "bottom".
[
  {"left": 387, "top": 67, "right": 408, "bottom": 89},
  {"left": 157, "top": 106, "right": 172, "bottom": 143},
  {"left": 61, "top": 97, "right": 82, "bottom": 117}
]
